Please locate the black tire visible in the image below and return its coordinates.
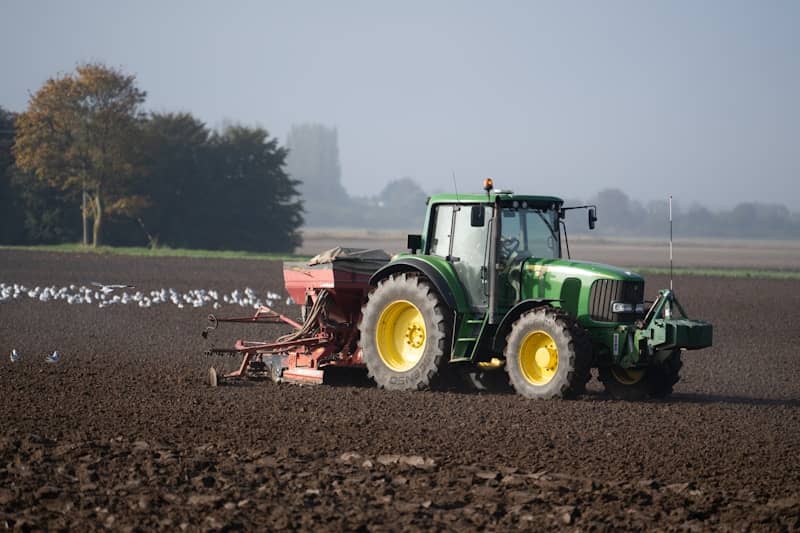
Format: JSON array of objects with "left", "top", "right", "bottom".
[
  {"left": 648, "top": 350, "right": 683, "bottom": 398},
  {"left": 504, "top": 307, "right": 590, "bottom": 399},
  {"left": 461, "top": 367, "right": 513, "bottom": 394},
  {"left": 359, "top": 273, "right": 450, "bottom": 391},
  {"left": 599, "top": 350, "right": 682, "bottom": 400},
  {"left": 322, "top": 366, "right": 372, "bottom": 387},
  {"left": 569, "top": 321, "right": 593, "bottom": 395}
]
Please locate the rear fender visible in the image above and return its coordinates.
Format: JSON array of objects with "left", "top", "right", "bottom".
[
  {"left": 492, "top": 299, "right": 561, "bottom": 353},
  {"left": 369, "top": 257, "right": 470, "bottom": 314}
]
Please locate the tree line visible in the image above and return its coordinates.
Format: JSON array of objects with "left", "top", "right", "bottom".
[
  {"left": 567, "top": 188, "right": 800, "bottom": 239},
  {"left": 2, "top": 64, "right": 798, "bottom": 250},
  {"left": 0, "top": 63, "right": 302, "bottom": 251}
]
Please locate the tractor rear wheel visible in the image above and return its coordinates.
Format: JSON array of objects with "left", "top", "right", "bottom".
[
  {"left": 504, "top": 307, "right": 590, "bottom": 399},
  {"left": 359, "top": 273, "right": 450, "bottom": 391},
  {"left": 599, "top": 350, "right": 682, "bottom": 400}
]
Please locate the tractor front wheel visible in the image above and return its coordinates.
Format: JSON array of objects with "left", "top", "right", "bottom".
[
  {"left": 359, "top": 273, "right": 450, "bottom": 391},
  {"left": 599, "top": 350, "right": 683, "bottom": 400},
  {"left": 504, "top": 307, "right": 590, "bottom": 399}
]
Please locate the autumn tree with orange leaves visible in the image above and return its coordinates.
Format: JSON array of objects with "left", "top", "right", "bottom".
[{"left": 14, "top": 63, "right": 147, "bottom": 246}]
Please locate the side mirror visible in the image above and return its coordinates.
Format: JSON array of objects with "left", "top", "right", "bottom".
[
  {"left": 407, "top": 234, "right": 422, "bottom": 254},
  {"left": 470, "top": 205, "right": 485, "bottom": 227},
  {"left": 588, "top": 207, "right": 597, "bottom": 230}
]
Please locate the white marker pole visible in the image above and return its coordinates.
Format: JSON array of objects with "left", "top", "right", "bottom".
[{"left": 669, "top": 195, "right": 673, "bottom": 291}]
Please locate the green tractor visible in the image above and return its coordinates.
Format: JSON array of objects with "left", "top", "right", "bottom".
[{"left": 359, "top": 180, "right": 712, "bottom": 400}]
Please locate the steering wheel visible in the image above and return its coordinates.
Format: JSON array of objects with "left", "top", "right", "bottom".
[{"left": 500, "top": 236, "right": 520, "bottom": 259}]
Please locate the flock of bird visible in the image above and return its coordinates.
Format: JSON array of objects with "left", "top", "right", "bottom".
[
  {"left": 3, "top": 281, "right": 292, "bottom": 365},
  {"left": 0, "top": 282, "right": 287, "bottom": 310}
]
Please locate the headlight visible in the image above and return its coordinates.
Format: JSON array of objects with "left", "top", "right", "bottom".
[{"left": 612, "top": 302, "right": 645, "bottom": 314}]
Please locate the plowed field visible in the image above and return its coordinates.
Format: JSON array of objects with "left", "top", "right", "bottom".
[{"left": 1, "top": 250, "right": 799, "bottom": 531}]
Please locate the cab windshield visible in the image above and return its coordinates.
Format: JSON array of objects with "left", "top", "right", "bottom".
[{"left": 499, "top": 206, "right": 560, "bottom": 261}]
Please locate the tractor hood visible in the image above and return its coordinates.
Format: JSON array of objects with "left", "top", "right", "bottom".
[
  {"left": 503, "top": 257, "right": 646, "bottom": 324},
  {"left": 518, "top": 258, "right": 644, "bottom": 284}
]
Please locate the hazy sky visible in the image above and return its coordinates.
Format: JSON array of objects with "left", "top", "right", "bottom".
[{"left": 1, "top": 1, "right": 798, "bottom": 209}]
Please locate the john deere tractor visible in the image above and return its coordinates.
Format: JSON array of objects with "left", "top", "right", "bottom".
[{"left": 359, "top": 180, "right": 712, "bottom": 400}]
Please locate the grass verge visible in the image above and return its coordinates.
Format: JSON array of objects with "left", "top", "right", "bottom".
[
  {"left": 0, "top": 243, "right": 307, "bottom": 261},
  {"left": 631, "top": 266, "right": 800, "bottom": 280}
]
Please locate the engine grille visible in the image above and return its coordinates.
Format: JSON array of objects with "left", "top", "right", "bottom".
[{"left": 589, "top": 279, "right": 644, "bottom": 322}]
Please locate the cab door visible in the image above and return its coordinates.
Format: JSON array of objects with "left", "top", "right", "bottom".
[{"left": 428, "top": 204, "right": 492, "bottom": 311}]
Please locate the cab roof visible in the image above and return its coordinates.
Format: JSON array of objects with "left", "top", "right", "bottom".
[{"left": 428, "top": 192, "right": 564, "bottom": 206}]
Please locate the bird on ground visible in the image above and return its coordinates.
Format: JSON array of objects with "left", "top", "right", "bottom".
[
  {"left": 10, "top": 349, "right": 20, "bottom": 363},
  {"left": 45, "top": 351, "right": 60, "bottom": 364}
]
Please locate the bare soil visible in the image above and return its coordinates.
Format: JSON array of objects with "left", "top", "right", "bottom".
[{"left": 1, "top": 250, "right": 799, "bottom": 531}]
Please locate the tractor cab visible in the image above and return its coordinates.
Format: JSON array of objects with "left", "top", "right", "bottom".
[{"left": 410, "top": 180, "right": 567, "bottom": 315}]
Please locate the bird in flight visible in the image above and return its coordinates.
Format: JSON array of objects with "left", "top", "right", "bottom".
[{"left": 91, "top": 282, "right": 136, "bottom": 294}]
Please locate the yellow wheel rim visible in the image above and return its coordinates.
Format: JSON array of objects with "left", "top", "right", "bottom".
[
  {"left": 376, "top": 300, "right": 426, "bottom": 372},
  {"left": 518, "top": 330, "right": 558, "bottom": 385},
  {"left": 610, "top": 366, "right": 645, "bottom": 385}
]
